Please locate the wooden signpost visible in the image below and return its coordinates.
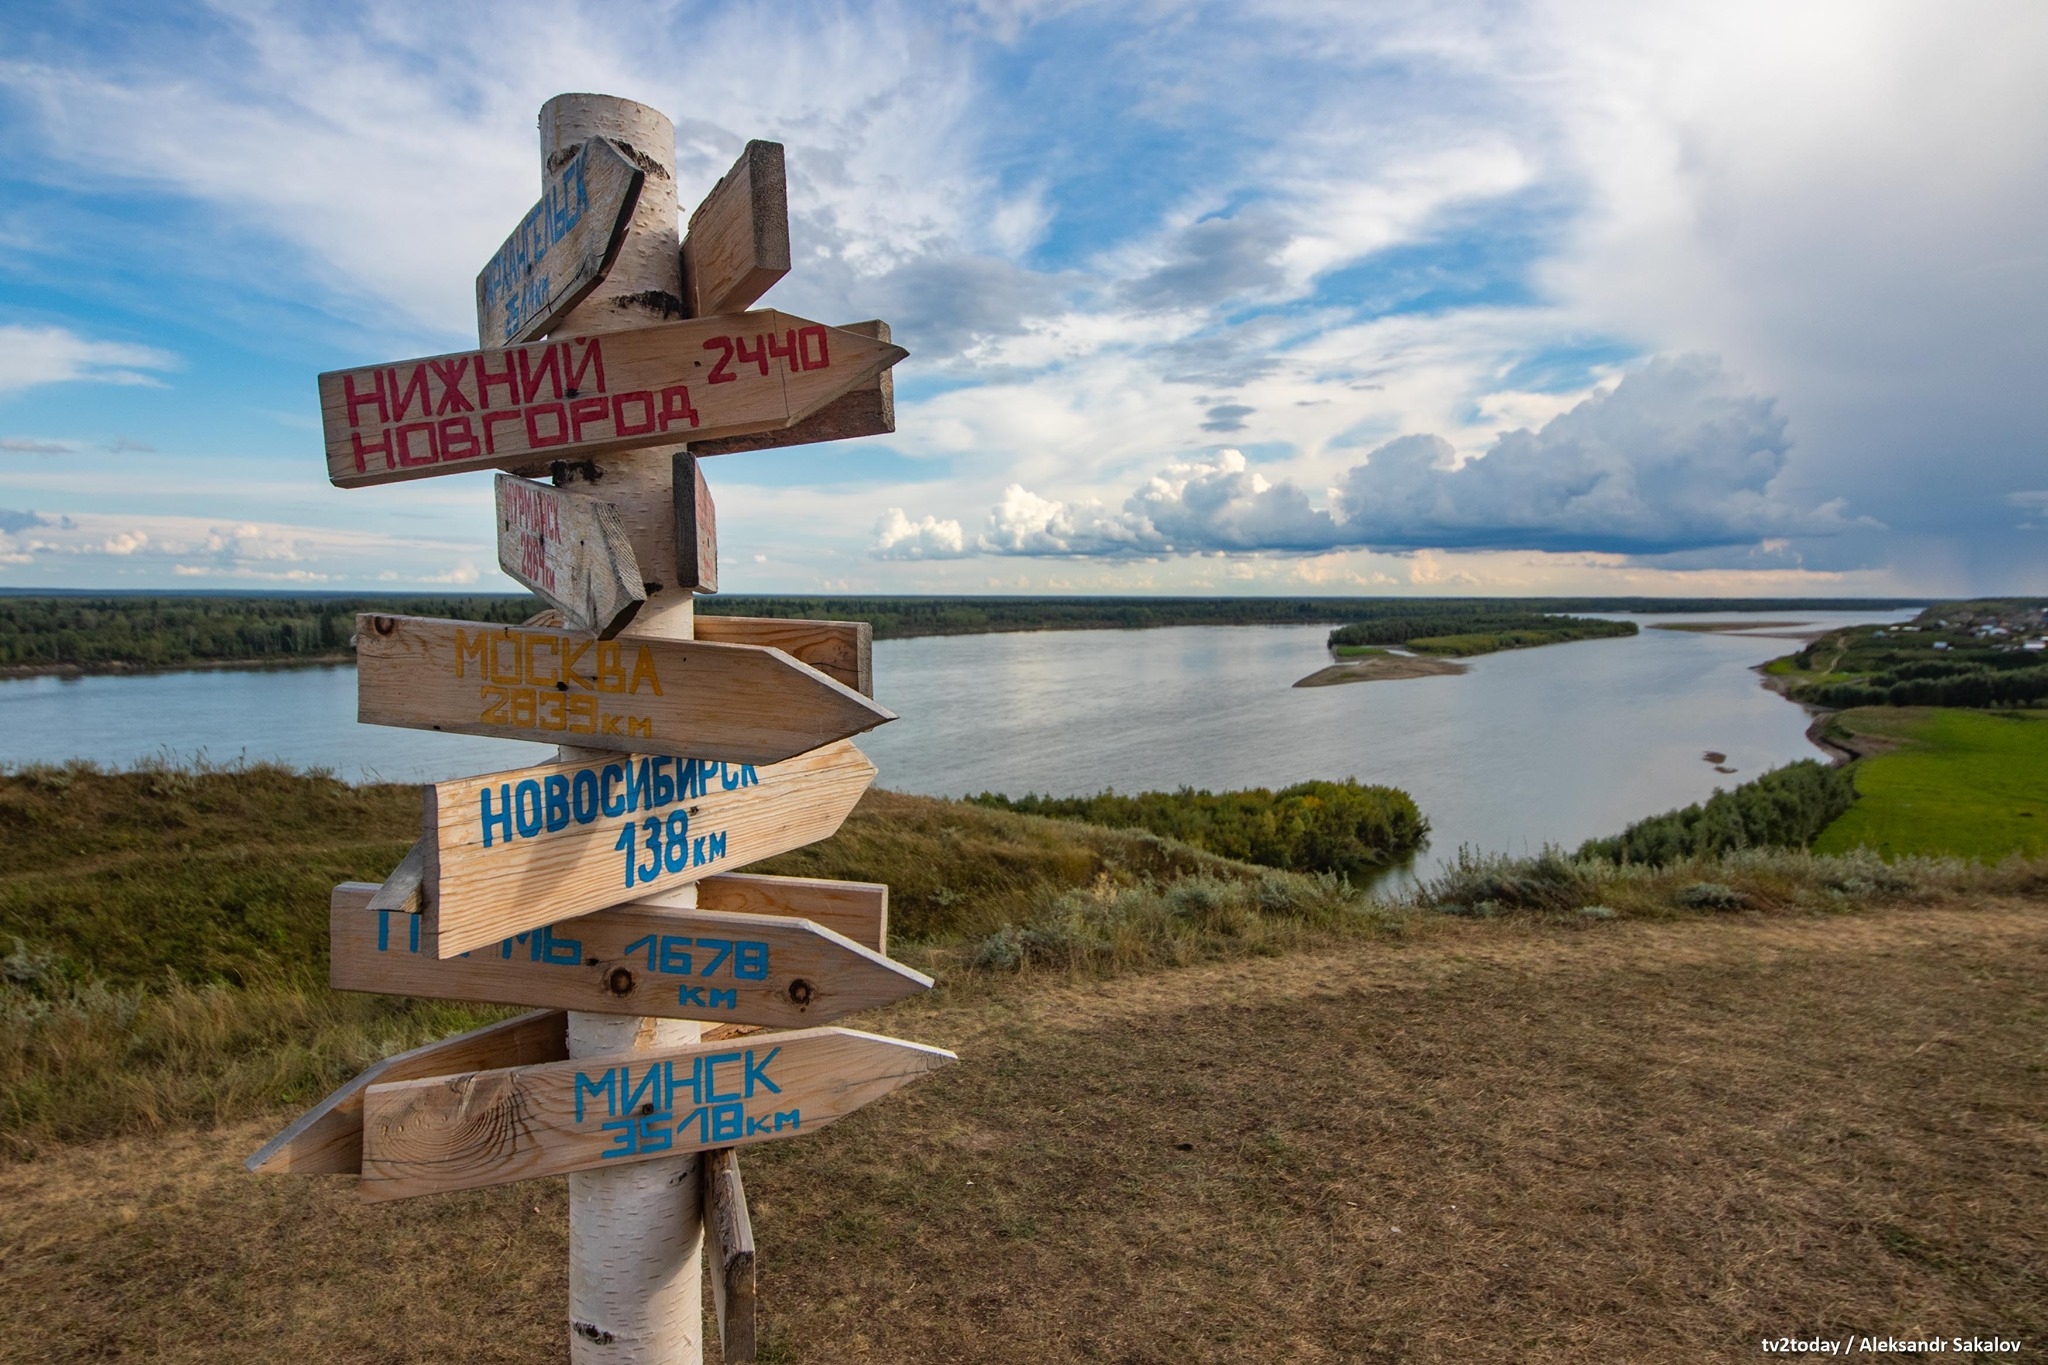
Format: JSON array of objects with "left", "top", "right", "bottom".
[
  {"left": 248, "top": 1008, "right": 568, "bottom": 1176},
  {"left": 478, "top": 136, "right": 648, "bottom": 348},
  {"left": 496, "top": 474, "right": 647, "bottom": 636},
  {"left": 330, "top": 891, "right": 930, "bottom": 1026},
  {"left": 355, "top": 613, "right": 892, "bottom": 763},
  {"left": 360, "top": 1026, "right": 956, "bottom": 1200},
  {"left": 259, "top": 94, "right": 938, "bottom": 1365},
  {"left": 704, "top": 1149, "right": 758, "bottom": 1362},
  {"left": 421, "top": 738, "right": 878, "bottom": 957},
  {"left": 320, "top": 311, "right": 907, "bottom": 488}
]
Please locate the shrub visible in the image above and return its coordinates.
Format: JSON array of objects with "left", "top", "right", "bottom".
[
  {"left": 1578, "top": 761, "right": 1856, "bottom": 866},
  {"left": 969, "top": 780, "right": 1428, "bottom": 877}
]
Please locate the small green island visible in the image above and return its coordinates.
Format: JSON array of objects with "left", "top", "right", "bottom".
[{"left": 1297, "top": 608, "right": 1639, "bottom": 687}]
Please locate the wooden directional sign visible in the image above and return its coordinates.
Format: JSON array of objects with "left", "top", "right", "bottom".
[
  {"left": 247, "top": 1008, "right": 566, "bottom": 1176},
  {"left": 319, "top": 311, "right": 908, "bottom": 488},
  {"left": 692, "top": 616, "right": 872, "bottom": 697},
  {"left": 329, "top": 886, "right": 930, "bottom": 1027},
  {"left": 705, "top": 1148, "right": 757, "bottom": 1363},
  {"left": 673, "top": 453, "right": 718, "bottom": 593},
  {"left": 683, "top": 141, "right": 789, "bottom": 319},
  {"left": 355, "top": 613, "right": 893, "bottom": 764},
  {"left": 688, "top": 872, "right": 887, "bottom": 952},
  {"left": 422, "top": 739, "right": 877, "bottom": 957},
  {"left": 693, "top": 321, "right": 895, "bottom": 457},
  {"left": 477, "top": 136, "right": 646, "bottom": 348},
  {"left": 495, "top": 475, "right": 646, "bottom": 637},
  {"left": 360, "top": 1025, "right": 956, "bottom": 1200}
]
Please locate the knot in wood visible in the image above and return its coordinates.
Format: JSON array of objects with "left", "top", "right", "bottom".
[{"left": 605, "top": 966, "right": 636, "bottom": 996}]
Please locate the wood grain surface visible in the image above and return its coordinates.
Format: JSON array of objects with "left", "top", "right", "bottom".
[
  {"left": 682, "top": 141, "right": 789, "bottom": 319},
  {"left": 690, "top": 616, "right": 873, "bottom": 697},
  {"left": 475, "top": 135, "right": 645, "bottom": 348},
  {"left": 245, "top": 1009, "right": 566, "bottom": 1177},
  {"left": 421, "top": 740, "right": 877, "bottom": 957},
  {"left": 329, "top": 884, "right": 930, "bottom": 1027},
  {"left": 690, "top": 320, "right": 894, "bottom": 456},
  {"left": 354, "top": 612, "right": 893, "bottom": 764},
  {"left": 704, "top": 1148, "right": 758, "bottom": 1362},
  {"left": 321, "top": 311, "right": 907, "bottom": 488},
  {"left": 495, "top": 474, "right": 647, "bottom": 637},
  {"left": 672, "top": 452, "right": 718, "bottom": 594},
  {"left": 359, "top": 1025, "right": 956, "bottom": 1200}
]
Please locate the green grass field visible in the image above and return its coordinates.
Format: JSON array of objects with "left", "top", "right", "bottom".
[{"left": 1815, "top": 708, "right": 2048, "bottom": 861}]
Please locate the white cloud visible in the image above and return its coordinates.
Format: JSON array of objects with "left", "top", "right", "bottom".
[
  {"left": 0, "top": 326, "right": 177, "bottom": 395},
  {"left": 872, "top": 507, "right": 970, "bottom": 559},
  {"left": 889, "top": 356, "right": 1859, "bottom": 560},
  {"left": 0, "top": 510, "right": 480, "bottom": 584}
]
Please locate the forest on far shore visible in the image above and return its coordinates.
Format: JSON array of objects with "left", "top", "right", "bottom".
[{"left": 0, "top": 592, "right": 1925, "bottom": 674}]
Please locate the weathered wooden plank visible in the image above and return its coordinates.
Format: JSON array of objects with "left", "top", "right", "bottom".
[
  {"left": 476, "top": 135, "right": 646, "bottom": 348},
  {"left": 320, "top": 311, "right": 908, "bottom": 489},
  {"left": 683, "top": 873, "right": 887, "bottom": 953},
  {"left": 682, "top": 141, "right": 789, "bottom": 319},
  {"left": 422, "top": 740, "right": 877, "bottom": 957},
  {"left": 672, "top": 452, "right": 717, "bottom": 594},
  {"left": 354, "top": 613, "right": 892, "bottom": 765},
  {"left": 690, "top": 616, "right": 872, "bottom": 697},
  {"left": 495, "top": 474, "right": 647, "bottom": 638},
  {"left": 329, "top": 885, "right": 930, "bottom": 1026},
  {"left": 704, "top": 1148, "right": 757, "bottom": 1363},
  {"left": 245, "top": 1009, "right": 565, "bottom": 1176},
  {"left": 691, "top": 321, "right": 895, "bottom": 456},
  {"left": 360, "top": 1025, "right": 955, "bottom": 1201},
  {"left": 367, "top": 839, "right": 426, "bottom": 914}
]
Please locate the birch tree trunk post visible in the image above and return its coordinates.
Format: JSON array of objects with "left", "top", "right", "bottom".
[{"left": 538, "top": 92, "right": 703, "bottom": 1365}]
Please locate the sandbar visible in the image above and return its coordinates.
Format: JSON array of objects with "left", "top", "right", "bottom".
[{"left": 1294, "top": 656, "right": 1469, "bottom": 688}]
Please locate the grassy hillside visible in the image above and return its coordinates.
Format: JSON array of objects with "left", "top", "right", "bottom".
[
  {"left": 7, "top": 898, "right": 2043, "bottom": 1362},
  {"left": 1814, "top": 708, "right": 2048, "bottom": 861}
]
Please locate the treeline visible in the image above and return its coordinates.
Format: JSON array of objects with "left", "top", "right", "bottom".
[
  {"left": 1329, "top": 611, "right": 1638, "bottom": 653},
  {"left": 0, "top": 591, "right": 1923, "bottom": 673},
  {"left": 1796, "top": 666, "right": 2048, "bottom": 709},
  {"left": 969, "top": 779, "right": 1428, "bottom": 878},
  {"left": 1577, "top": 760, "right": 1857, "bottom": 866},
  {"left": 0, "top": 595, "right": 541, "bottom": 670}
]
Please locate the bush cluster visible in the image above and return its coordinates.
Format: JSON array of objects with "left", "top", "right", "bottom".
[
  {"left": 969, "top": 779, "right": 1428, "bottom": 878},
  {"left": 1576, "top": 760, "right": 1857, "bottom": 866},
  {"left": 1327, "top": 611, "right": 1637, "bottom": 652}
]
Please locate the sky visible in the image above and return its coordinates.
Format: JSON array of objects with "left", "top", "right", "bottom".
[{"left": 1, "top": 0, "right": 2044, "bottom": 599}]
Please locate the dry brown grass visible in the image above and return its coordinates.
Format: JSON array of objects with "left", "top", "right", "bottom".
[{"left": 4, "top": 897, "right": 2042, "bottom": 1363}]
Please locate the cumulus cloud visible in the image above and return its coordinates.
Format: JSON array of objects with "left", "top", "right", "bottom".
[
  {"left": 0, "top": 508, "right": 50, "bottom": 534},
  {"left": 1335, "top": 356, "right": 1858, "bottom": 554},
  {"left": 885, "top": 356, "right": 1859, "bottom": 560},
  {"left": 0, "top": 326, "right": 176, "bottom": 395},
  {"left": 873, "top": 508, "right": 971, "bottom": 559}
]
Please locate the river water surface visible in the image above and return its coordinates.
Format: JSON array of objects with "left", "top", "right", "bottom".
[{"left": 0, "top": 609, "right": 1910, "bottom": 878}]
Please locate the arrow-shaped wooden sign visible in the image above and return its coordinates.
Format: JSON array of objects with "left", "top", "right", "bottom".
[
  {"left": 360, "top": 1025, "right": 956, "bottom": 1200},
  {"left": 320, "top": 311, "right": 908, "bottom": 488},
  {"left": 329, "top": 885, "right": 930, "bottom": 1026},
  {"left": 355, "top": 613, "right": 893, "bottom": 765},
  {"left": 496, "top": 474, "right": 646, "bottom": 637},
  {"left": 247, "top": 1008, "right": 567, "bottom": 1176},
  {"left": 692, "top": 321, "right": 895, "bottom": 457},
  {"left": 693, "top": 615, "right": 872, "bottom": 696},
  {"left": 476, "top": 135, "right": 646, "bottom": 349},
  {"left": 422, "top": 739, "right": 876, "bottom": 957}
]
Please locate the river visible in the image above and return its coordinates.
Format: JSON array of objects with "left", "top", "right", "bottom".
[{"left": 0, "top": 609, "right": 1911, "bottom": 878}]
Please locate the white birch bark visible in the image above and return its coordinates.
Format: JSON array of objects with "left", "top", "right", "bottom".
[{"left": 541, "top": 91, "right": 703, "bottom": 1365}]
